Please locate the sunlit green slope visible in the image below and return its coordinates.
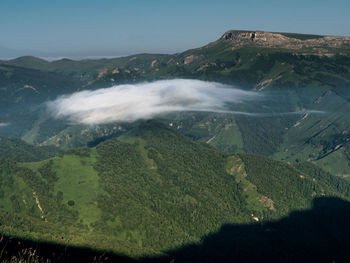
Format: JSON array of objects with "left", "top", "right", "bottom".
[{"left": 1, "top": 121, "right": 349, "bottom": 258}]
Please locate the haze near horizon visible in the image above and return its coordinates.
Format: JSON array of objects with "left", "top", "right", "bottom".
[{"left": 1, "top": 0, "right": 349, "bottom": 58}]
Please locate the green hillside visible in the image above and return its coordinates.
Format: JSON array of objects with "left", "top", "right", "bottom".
[
  {"left": 1, "top": 31, "right": 350, "bottom": 167},
  {"left": 1, "top": 121, "right": 349, "bottom": 259},
  {"left": 0, "top": 136, "right": 59, "bottom": 162},
  {"left": 0, "top": 31, "right": 349, "bottom": 174},
  {"left": 1, "top": 196, "right": 349, "bottom": 262}
]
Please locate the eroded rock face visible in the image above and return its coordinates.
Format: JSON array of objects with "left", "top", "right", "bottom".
[
  {"left": 184, "top": 55, "right": 202, "bottom": 64},
  {"left": 220, "top": 30, "right": 350, "bottom": 54}
]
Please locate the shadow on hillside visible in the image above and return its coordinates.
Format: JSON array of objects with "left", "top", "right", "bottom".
[
  {"left": 1, "top": 197, "right": 350, "bottom": 263},
  {"left": 87, "top": 130, "right": 125, "bottom": 148},
  {"left": 147, "top": 197, "right": 350, "bottom": 263},
  {"left": 0, "top": 234, "right": 136, "bottom": 263}
]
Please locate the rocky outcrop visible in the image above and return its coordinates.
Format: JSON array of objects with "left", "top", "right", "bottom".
[
  {"left": 220, "top": 30, "right": 350, "bottom": 54},
  {"left": 151, "top": 59, "right": 157, "bottom": 67},
  {"left": 112, "top": 68, "right": 120, "bottom": 74},
  {"left": 97, "top": 67, "right": 108, "bottom": 79},
  {"left": 184, "top": 55, "right": 202, "bottom": 65}
]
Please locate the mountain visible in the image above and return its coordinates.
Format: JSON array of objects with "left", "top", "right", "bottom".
[
  {"left": 0, "top": 121, "right": 349, "bottom": 260},
  {"left": 2, "top": 30, "right": 349, "bottom": 88},
  {"left": 1, "top": 30, "right": 350, "bottom": 177}
]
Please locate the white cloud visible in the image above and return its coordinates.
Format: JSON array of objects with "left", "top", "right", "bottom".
[
  {"left": 48, "top": 79, "right": 261, "bottom": 124},
  {"left": 0, "top": 123, "right": 9, "bottom": 127}
]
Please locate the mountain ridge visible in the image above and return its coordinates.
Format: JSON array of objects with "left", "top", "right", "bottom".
[
  {"left": 1, "top": 29, "right": 350, "bottom": 176},
  {"left": 1, "top": 121, "right": 350, "bottom": 260},
  {"left": 1, "top": 30, "right": 350, "bottom": 63}
]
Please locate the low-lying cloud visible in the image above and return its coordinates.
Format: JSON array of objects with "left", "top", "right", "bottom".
[
  {"left": 48, "top": 79, "right": 262, "bottom": 124},
  {"left": 0, "top": 123, "right": 9, "bottom": 127}
]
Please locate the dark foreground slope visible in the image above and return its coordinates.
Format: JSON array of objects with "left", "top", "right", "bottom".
[
  {"left": 1, "top": 197, "right": 349, "bottom": 263},
  {"left": 1, "top": 121, "right": 350, "bottom": 261},
  {"left": 153, "top": 197, "right": 350, "bottom": 263}
]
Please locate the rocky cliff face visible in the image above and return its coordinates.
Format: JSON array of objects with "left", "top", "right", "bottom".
[{"left": 220, "top": 30, "right": 350, "bottom": 55}]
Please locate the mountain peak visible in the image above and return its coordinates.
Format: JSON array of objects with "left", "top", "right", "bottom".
[
  {"left": 219, "top": 30, "right": 350, "bottom": 51},
  {"left": 221, "top": 30, "right": 323, "bottom": 41}
]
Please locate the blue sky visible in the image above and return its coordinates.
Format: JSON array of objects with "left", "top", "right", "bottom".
[{"left": 1, "top": 0, "right": 349, "bottom": 56}]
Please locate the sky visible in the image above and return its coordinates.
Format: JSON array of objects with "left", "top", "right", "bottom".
[{"left": 1, "top": 0, "right": 349, "bottom": 57}]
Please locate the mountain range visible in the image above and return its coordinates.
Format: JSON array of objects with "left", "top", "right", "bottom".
[{"left": 0, "top": 30, "right": 350, "bottom": 262}]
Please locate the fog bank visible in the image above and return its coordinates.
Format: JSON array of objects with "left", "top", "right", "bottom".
[{"left": 48, "top": 79, "right": 262, "bottom": 124}]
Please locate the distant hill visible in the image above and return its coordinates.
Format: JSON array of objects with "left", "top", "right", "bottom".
[
  {"left": 0, "top": 46, "right": 53, "bottom": 60},
  {"left": 1, "top": 121, "right": 349, "bottom": 258},
  {"left": 2, "top": 30, "right": 349, "bottom": 87},
  {"left": 0, "top": 29, "right": 350, "bottom": 175},
  {"left": 0, "top": 136, "right": 59, "bottom": 162}
]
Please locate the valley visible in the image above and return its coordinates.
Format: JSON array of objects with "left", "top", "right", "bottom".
[{"left": 0, "top": 30, "right": 350, "bottom": 262}]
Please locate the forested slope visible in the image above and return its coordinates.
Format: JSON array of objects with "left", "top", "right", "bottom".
[{"left": 1, "top": 121, "right": 349, "bottom": 259}]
